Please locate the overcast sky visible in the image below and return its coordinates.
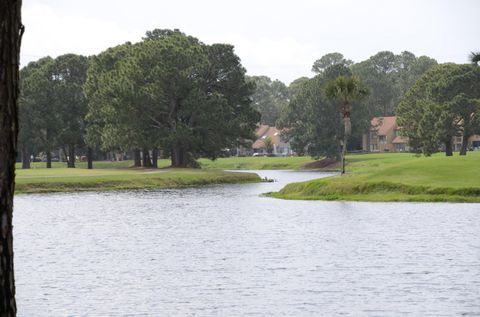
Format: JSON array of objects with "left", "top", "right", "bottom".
[{"left": 22, "top": 0, "right": 479, "bottom": 84}]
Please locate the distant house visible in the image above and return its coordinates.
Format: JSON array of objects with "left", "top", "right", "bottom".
[
  {"left": 252, "top": 125, "right": 293, "bottom": 156},
  {"left": 362, "top": 116, "right": 408, "bottom": 152},
  {"left": 363, "top": 116, "right": 480, "bottom": 153},
  {"left": 453, "top": 135, "right": 480, "bottom": 151}
]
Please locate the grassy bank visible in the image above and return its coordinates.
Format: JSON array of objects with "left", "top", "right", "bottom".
[
  {"left": 198, "top": 156, "right": 315, "bottom": 170},
  {"left": 268, "top": 152, "right": 480, "bottom": 202},
  {"left": 15, "top": 156, "right": 318, "bottom": 194},
  {"left": 19, "top": 156, "right": 316, "bottom": 171},
  {"left": 15, "top": 168, "right": 260, "bottom": 194}
]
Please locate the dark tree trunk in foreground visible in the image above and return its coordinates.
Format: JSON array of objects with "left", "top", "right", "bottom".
[
  {"left": 133, "top": 149, "right": 141, "bottom": 167},
  {"left": 87, "top": 147, "right": 93, "bottom": 169},
  {"left": 67, "top": 145, "right": 75, "bottom": 168},
  {"left": 21, "top": 146, "right": 29, "bottom": 169},
  {"left": 459, "top": 135, "right": 469, "bottom": 156},
  {"left": 152, "top": 148, "right": 158, "bottom": 169},
  {"left": 0, "top": 0, "right": 22, "bottom": 315},
  {"left": 445, "top": 138, "right": 453, "bottom": 157},
  {"left": 46, "top": 150, "right": 52, "bottom": 168}
]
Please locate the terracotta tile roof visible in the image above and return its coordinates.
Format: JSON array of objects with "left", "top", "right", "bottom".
[
  {"left": 392, "top": 135, "right": 408, "bottom": 144},
  {"left": 255, "top": 124, "right": 270, "bottom": 138},
  {"left": 253, "top": 125, "right": 282, "bottom": 149},
  {"left": 371, "top": 116, "right": 397, "bottom": 135}
]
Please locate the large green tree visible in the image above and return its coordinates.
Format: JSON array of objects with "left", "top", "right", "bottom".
[
  {"left": 278, "top": 64, "right": 369, "bottom": 160},
  {"left": 326, "top": 75, "right": 368, "bottom": 174},
  {"left": 18, "top": 57, "right": 57, "bottom": 168},
  {"left": 247, "top": 75, "right": 289, "bottom": 125},
  {"left": 352, "top": 51, "right": 437, "bottom": 116},
  {"left": 86, "top": 29, "right": 259, "bottom": 167},
  {"left": 0, "top": 0, "right": 22, "bottom": 314},
  {"left": 397, "top": 63, "right": 480, "bottom": 156},
  {"left": 84, "top": 42, "right": 153, "bottom": 167},
  {"left": 18, "top": 62, "right": 41, "bottom": 169},
  {"left": 312, "top": 52, "right": 353, "bottom": 74},
  {"left": 49, "top": 54, "right": 89, "bottom": 168}
]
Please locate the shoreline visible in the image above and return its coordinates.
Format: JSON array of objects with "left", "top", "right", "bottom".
[
  {"left": 267, "top": 152, "right": 480, "bottom": 203},
  {"left": 15, "top": 169, "right": 261, "bottom": 195}
]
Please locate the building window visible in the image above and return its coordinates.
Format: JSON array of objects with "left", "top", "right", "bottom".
[
  {"left": 379, "top": 135, "right": 386, "bottom": 143},
  {"left": 395, "top": 143, "right": 405, "bottom": 152},
  {"left": 370, "top": 144, "right": 378, "bottom": 152}
]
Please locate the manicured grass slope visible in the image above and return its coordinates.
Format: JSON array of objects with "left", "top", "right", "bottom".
[
  {"left": 15, "top": 156, "right": 316, "bottom": 194},
  {"left": 15, "top": 169, "right": 260, "bottom": 194},
  {"left": 19, "top": 156, "right": 315, "bottom": 171},
  {"left": 198, "top": 156, "right": 315, "bottom": 170},
  {"left": 270, "top": 152, "right": 480, "bottom": 202}
]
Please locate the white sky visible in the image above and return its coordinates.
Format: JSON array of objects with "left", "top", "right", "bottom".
[{"left": 21, "top": 0, "right": 479, "bottom": 84}]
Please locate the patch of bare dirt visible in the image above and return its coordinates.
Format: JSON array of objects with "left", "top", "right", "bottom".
[{"left": 303, "top": 158, "right": 340, "bottom": 170}]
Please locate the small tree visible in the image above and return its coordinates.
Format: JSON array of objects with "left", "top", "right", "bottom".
[
  {"left": 325, "top": 76, "right": 368, "bottom": 174},
  {"left": 470, "top": 51, "right": 480, "bottom": 66},
  {"left": 262, "top": 136, "right": 274, "bottom": 154}
]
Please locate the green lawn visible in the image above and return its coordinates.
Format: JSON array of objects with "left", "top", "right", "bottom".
[
  {"left": 15, "top": 168, "right": 260, "bottom": 194},
  {"left": 16, "top": 160, "right": 171, "bottom": 170},
  {"left": 268, "top": 152, "right": 480, "bottom": 202},
  {"left": 198, "top": 156, "right": 315, "bottom": 170},
  {"left": 18, "top": 156, "right": 315, "bottom": 171},
  {"left": 14, "top": 156, "right": 316, "bottom": 194}
]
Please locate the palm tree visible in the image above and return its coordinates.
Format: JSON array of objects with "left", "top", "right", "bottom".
[
  {"left": 470, "top": 51, "right": 480, "bottom": 66},
  {"left": 262, "top": 136, "right": 274, "bottom": 154},
  {"left": 0, "top": 0, "right": 23, "bottom": 315},
  {"left": 325, "top": 76, "right": 368, "bottom": 174}
]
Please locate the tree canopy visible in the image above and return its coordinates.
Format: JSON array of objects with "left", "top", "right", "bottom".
[
  {"left": 312, "top": 52, "right": 353, "bottom": 74},
  {"left": 278, "top": 64, "right": 369, "bottom": 160},
  {"left": 397, "top": 63, "right": 480, "bottom": 156},
  {"left": 247, "top": 75, "right": 289, "bottom": 126},
  {"left": 84, "top": 29, "right": 259, "bottom": 167}
]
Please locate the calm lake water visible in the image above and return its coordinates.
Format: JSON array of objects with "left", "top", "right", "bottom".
[{"left": 14, "top": 170, "right": 480, "bottom": 316}]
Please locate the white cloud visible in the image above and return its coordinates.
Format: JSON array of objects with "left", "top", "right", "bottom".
[
  {"left": 21, "top": 3, "right": 143, "bottom": 65},
  {"left": 20, "top": 0, "right": 480, "bottom": 83}
]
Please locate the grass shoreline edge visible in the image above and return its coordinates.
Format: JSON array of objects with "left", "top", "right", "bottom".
[
  {"left": 15, "top": 169, "right": 261, "bottom": 195},
  {"left": 267, "top": 152, "right": 480, "bottom": 203}
]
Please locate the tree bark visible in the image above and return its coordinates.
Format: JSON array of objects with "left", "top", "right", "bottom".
[
  {"left": 61, "top": 147, "right": 68, "bottom": 163},
  {"left": 152, "top": 148, "right": 158, "bottom": 169},
  {"left": 67, "top": 145, "right": 75, "bottom": 168},
  {"left": 133, "top": 149, "right": 141, "bottom": 167},
  {"left": 171, "top": 146, "right": 192, "bottom": 167},
  {"left": 0, "top": 0, "right": 22, "bottom": 315},
  {"left": 341, "top": 116, "right": 351, "bottom": 175},
  {"left": 21, "top": 146, "right": 29, "bottom": 169},
  {"left": 46, "top": 150, "right": 52, "bottom": 168},
  {"left": 171, "top": 146, "right": 184, "bottom": 167},
  {"left": 445, "top": 138, "right": 453, "bottom": 157},
  {"left": 87, "top": 147, "right": 93, "bottom": 169},
  {"left": 142, "top": 148, "right": 152, "bottom": 167},
  {"left": 45, "top": 127, "right": 52, "bottom": 168},
  {"left": 459, "top": 135, "right": 470, "bottom": 156}
]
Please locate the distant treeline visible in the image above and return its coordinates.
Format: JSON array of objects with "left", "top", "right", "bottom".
[
  {"left": 251, "top": 51, "right": 439, "bottom": 157},
  {"left": 19, "top": 30, "right": 480, "bottom": 168},
  {"left": 19, "top": 29, "right": 260, "bottom": 168}
]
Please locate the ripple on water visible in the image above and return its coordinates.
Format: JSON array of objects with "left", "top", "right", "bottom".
[{"left": 13, "top": 170, "right": 480, "bottom": 316}]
